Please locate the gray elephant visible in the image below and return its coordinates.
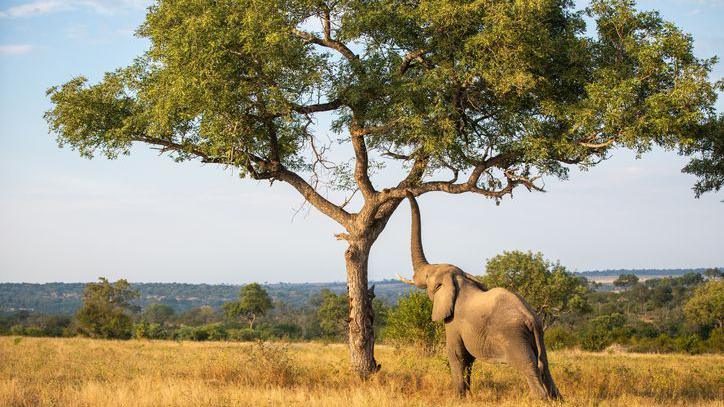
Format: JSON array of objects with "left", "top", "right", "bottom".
[{"left": 398, "top": 192, "right": 560, "bottom": 400}]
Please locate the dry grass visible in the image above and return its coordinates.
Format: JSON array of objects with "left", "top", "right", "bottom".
[{"left": 0, "top": 337, "right": 722, "bottom": 406}]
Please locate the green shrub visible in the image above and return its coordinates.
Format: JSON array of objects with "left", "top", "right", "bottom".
[
  {"left": 705, "top": 327, "right": 724, "bottom": 352},
  {"left": 580, "top": 326, "right": 611, "bottom": 351},
  {"left": 545, "top": 326, "right": 576, "bottom": 350},
  {"left": 383, "top": 291, "right": 444, "bottom": 353},
  {"left": 228, "top": 328, "right": 261, "bottom": 341},
  {"left": 134, "top": 321, "right": 167, "bottom": 339},
  {"left": 173, "top": 324, "right": 227, "bottom": 341}
]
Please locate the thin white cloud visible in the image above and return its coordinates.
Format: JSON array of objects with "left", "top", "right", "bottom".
[
  {"left": 0, "top": 0, "right": 149, "bottom": 18},
  {"left": 1, "top": 1, "right": 68, "bottom": 17},
  {"left": 0, "top": 44, "right": 33, "bottom": 55}
]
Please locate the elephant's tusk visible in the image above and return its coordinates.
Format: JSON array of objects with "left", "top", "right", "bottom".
[{"left": 396, "top": 273, "right": 416, "bottom": 286}]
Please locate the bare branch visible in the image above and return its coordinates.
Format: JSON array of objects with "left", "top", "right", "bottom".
[
  {"left": 291, "top": 99, "right": 343, "bottom": 114},
  {"left": 351, "top": 136, "right": 376, "bottom": 198},
  {"left": 292, "top": 28, "right": 357, "bottom": 62},
  {"left": 340, "top": 188, "right": 359, "bottom": 209},
  {"left": 276, "top": 167, "right": 354, "bottom": 227},
  {"left": 579, "top": 139, "right": 615, "bottom": 149},
  {"left": 381, "top": 150, "right": 411, "bottom": 160},
  {"left": 137, "top": 136, "right": 224, "bottom": 164},
  {"left": 399, "top": 48, "right": 428, "bottom": 75}
]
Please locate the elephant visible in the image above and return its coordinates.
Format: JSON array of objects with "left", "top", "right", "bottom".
[{"left": 397, "top": 191, "right": 561, "bottom": 400}]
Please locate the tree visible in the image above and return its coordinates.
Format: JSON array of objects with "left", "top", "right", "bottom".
[
  {"left": 384, "top": 290, "right": 444, "bottom": 353},
  {"left": 614, "top": 274, "right": 640, "bottom": 289},
  {"left": 142, "top": 303, "right": 176, "bottom": 326},
  {"left": 75, "top": 278, "right": 140, "bottom": 339},
  {"left": 684, "top": 280, "right": 723, "bottom": 329},
  {"left": 45, "top": 0, "right": 721, "bottom": 376},
  {"left": 704, "top": 268, "right": 722, "bottom": 280},
  {"left": 482, "top": 251, "right": 589, "bottom": 328},
  {"left": 178, "top": 305, "right": 220, "bottom": 326},
  {"left": 223, "top": 283, "right": 274, "bottom": 329},
  {"left": 317, "top": 289, "right": 350, "bottom": 340}
]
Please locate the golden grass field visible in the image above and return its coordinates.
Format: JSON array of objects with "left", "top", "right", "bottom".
[{"left": 0, "top": 337, "right": 722, "bottom": 406}]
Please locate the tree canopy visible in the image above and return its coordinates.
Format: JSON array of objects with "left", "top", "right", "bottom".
[
  {"left": 614, "top": 273, "right": 640, "bottom": 289},
  {"left": 684, "top": 280, "right": 723, "bottom": 330},
  {"left": 75, "top": 278, "right": 140, "bottom": 339},
  {"left": 223, "top": 283, "right": 274, "bottom": 329},
  {"left": 46, "top": 0, "right": 721, "bottom": 218}
]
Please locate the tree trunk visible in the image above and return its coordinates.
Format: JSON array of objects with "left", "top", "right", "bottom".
[{"left": 345, "top": 238, "right": 379, "bottom": 378}]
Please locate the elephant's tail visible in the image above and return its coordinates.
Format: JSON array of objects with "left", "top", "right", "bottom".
[{"left": 531, "top": 319, "right": 561, "bottom": 400}]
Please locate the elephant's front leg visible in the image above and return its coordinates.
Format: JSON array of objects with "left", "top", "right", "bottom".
[{"left": 446, "top": 331, "right": 474, "bottom": 397}]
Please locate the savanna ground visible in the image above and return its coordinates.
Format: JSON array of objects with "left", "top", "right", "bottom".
[{"left": 0, "top": 337, "right": 721, "bottom": 406}]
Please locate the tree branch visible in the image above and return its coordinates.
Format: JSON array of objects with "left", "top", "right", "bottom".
[
  {"left": 349, "top": 118, "right": 376, "bottom": 199},
  {"left": 291, "top": 99, "right": 343, "bottom": 114},
  {"left": 579, "top": 139, "right": 615, "bottom": 149},
  {"left": 292, "top": 28, "right": 356, "bottom": 62},
  {"left": 399, "top": 48, "right": 428, "bottom": 75},
  {"left": 276, "top": 167, "right": 353, "bottom": 227}
]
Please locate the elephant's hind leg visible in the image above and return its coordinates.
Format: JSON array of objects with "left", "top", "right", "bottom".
[
  {"left": 446, "top": 332, "right": 475, "bottom": 397},
  {"left": 522, "top": 363, "right": 548, "bottom": 400},
  {"left": 505, "top": 344, "right": 548, "bottom": 399}
]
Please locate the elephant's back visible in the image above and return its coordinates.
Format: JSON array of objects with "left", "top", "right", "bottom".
[{"left": 485, "top": 287, "right": 536, "bottom": 313}]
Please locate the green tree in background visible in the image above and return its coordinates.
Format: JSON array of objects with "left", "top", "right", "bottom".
[
  {"left": 704, "top": 268, "right": 722, "bottom": 280},
  {"left": 614, "top": 274, "right": 640, "bottom": 289},
  {"left": 684, "top": 280, "right": 723, "bottom": 330},
  {"left": 75, "top": 278, "right": 140, "bottom": 339},
  {"left": 45, "top": 0, "right": 722, "bottom": 376},
  {"left": 384, "top": 291, "right": 443, "bottom": 353},
  {"left": 317, "top": 289, "right": 350, "bottom": 340},
  {"left": 224, "top": 283, "right": 274, "bottom": 329},
  {"left": 142, "top": 303, "right": 176, "bottom": 326},
  {"left": 483, "top": 251, "right": 589, "bottom": 329}
]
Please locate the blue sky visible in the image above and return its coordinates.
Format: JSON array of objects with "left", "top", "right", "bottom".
[{"left": 0, "top": 0, "right": 722, "bottom": 284}]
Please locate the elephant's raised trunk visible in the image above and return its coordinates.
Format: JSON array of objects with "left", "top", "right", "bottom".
[{"left": 406, "top": 191, "right": 429, "bottom": 286}]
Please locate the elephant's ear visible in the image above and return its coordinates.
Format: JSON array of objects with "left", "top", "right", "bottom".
[{"left": 430, "top": 273, "right": 457, "bottom": 322}]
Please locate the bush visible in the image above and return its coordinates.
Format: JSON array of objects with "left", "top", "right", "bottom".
[
  {"left": 228, "top": 328, "right": 261, "bottom": 341},
  {"left": 134, "top": 321, "right": 167, "bottom": 339},
  {"left": 545, "top": 326, "right": 576, "bottom": 350},
  {"left": 580, "top": 313, "right": 627, "bottom": 351},
  {"left": 241, "top": 341, "right": 299, "bottom": 387},
  {"left": 383, "top": 291, "right": 444, "bottom": 353},
  {"left": 705, "top": 327, "right": 724, "bottom": 352},
  {"left": 270, "top": 323, "right": 303, "bottom": 340},
  {"left": 580, "top": 326, "right": 611, "bottom": 351},
  {"left": 174, "top": 324, "right": 227, "bottom": 341}
]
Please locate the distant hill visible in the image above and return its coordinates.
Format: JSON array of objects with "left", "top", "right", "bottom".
[
  {"left": 575, "top": 268, "right": 715, "bottom": 284},
  {"left": 0, "top": 280, "right": 414, "bottom": 315},
  {"left": 1, "top": 268, "right": 716, "bottom": 315}
]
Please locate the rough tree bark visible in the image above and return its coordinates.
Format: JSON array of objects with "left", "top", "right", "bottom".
[{"left": 345, "top": 237, "right": 379, "bottom": 377}]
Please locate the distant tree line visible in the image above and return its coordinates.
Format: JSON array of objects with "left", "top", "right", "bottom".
[{"left": 1, "top": 257, "right": 721, "bottom": 355}]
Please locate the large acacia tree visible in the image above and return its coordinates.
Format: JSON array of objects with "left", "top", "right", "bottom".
[{"left": 46, "top": 0, "right": 721, "bottom": 377}]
